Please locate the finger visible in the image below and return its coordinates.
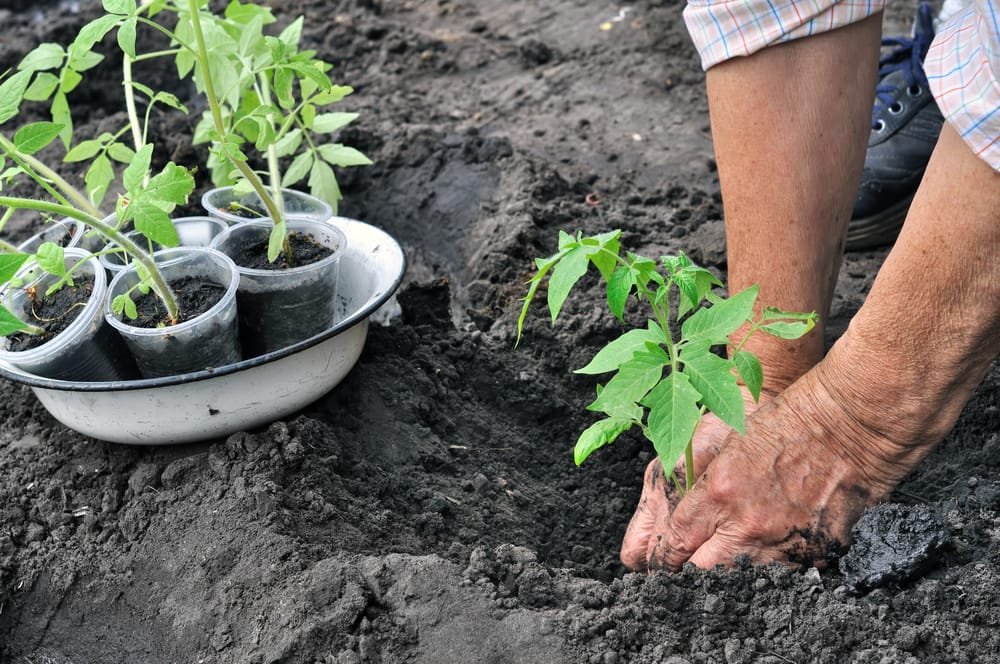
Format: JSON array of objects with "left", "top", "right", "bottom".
[
  {"left": 621, "top": 461, "right": 670, "bottom": 570},
  {"left": 687, "top": 533, "right": 762, "bottom": 569},
  {"left": 659, "top": 479, "right": 722, "bottom": 571}
]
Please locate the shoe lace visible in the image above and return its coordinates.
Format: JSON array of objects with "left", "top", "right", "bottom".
[{"left": 872, "top": 1, "right": 935, "bottom": 128}]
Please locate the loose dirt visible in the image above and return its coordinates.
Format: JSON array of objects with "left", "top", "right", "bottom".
[{"left": 3, "top": 1, "right": 998, "bottom": 663}]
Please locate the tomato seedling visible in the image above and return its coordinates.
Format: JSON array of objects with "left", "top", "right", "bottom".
[{"left": 517, "top": 230, "right": 817, "bottom": 493}]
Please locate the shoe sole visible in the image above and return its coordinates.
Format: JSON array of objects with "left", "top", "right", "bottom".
[{"left": 846, "top": 195, "right": 912, "bottom": 251}]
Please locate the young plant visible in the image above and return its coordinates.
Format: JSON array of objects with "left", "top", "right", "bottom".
[{"left": 517, "top": 230, "right": 818, "bottom": 494}]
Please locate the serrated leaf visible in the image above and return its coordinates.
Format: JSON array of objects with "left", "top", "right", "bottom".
[
  {"left": 643, "top": 371, "right": 703, "bottom": 474},
  {"left": 151, "top": 91, "right": 188, "bottom": 113},
  {"left": 733, "top": 350, "right": 763, "bottom": 402},
  {"left": 0, "top": 253, "right": 31, "bottom": 283},
  {"left": 225, "top": 1, "right": 276, "bottom": 25},
  {"left": 124, "top": 143, "right": 153, "bottom": 193},
  {"left": 85, "top": 153, "right": 114, "bottom": 206},
  {"left": 23, "top": 72, "right": 59, "bottom": 102},
  {"left": 273, "top": 68, "right": 294, "bottom": 109},
  {"left": 307, "top": 158, "right": 340, "bottom": 210},
  {"left": 278, "top": 16, "right": 304, "bottom": 49},
  {"left": 681, "top": 284, "right": 758, "bottom": 345},
  {"left": 680, "top": 345, "right": 745, "bottom": 433},
  {"left": 515, "top": 248, "right": 571, "bottom": 346},
  {"left": 0, "top": 306, "right": 31, "bottom": 335},
  {"left": 35, "top": 242, "right": 66, "bottom": 277},
  {"left": 582, "top": 230, "right": 620, "bottom": 281},
  {"left": 280, "top": 150, "right": 313, "bottom": 188},
  {"left": 576, "top": 321, "right": 664, "bottom": 375},
  {"left": 50, "top": 91, "right": 72, "bottom": 147},
  {"left": 13, "top": 122, "right": 63, "bottom": 155},
  {"left": 0, "top": 70, "right": 32, "bottom": 125},
  {"left": 588, "top": 344, "right": 668, "bottom": 418},
  {"left": 117, "top": 18, "right": 137, "bottom": 58},
  {"left": 64, "top": 139, "right": 103, "bottom": 162},
  {"left": 546, "top": 245, "right": 588, "bottom": 325},
  {"left": 311, "top": 112, "right": 358, "bottom": 133},
  {"left": 18, "top": 44, "right": 65, "bottom": 72},
  {"left": 59, "top": 67, "right": 83, "bottom": 94},
  {"left": 574, "top": 418, "right": 634, "bottom": 466},
  {"left": 144, "top": 162, "right": 195, "bottom": 208},
  {"left": 102, "top": 0, "right": 135, "bottom": 14},
  {"left": 70, "top": 15, "right": 121, "bottom": 69},
  {"left": 312, "top": 85, "right": 353, "bottom": 105},
  {"left": 133, "top": 202, "right": 178, "bottom": 247}
]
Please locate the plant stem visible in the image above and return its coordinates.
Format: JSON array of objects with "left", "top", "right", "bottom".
[
  {"left": 133, "top": 48, "right": 182, "bottom": 62},
  {"left": 185, "top": 0, "right": 289, "bottom": 262},
  {"left": 257, "top": 73, "right": 286, "bottom": 219},
  {"left": 0, "top": 238, "right": 18, "bottom": 253},
  {"left": 122, "top": 56, "right": 145, "bottom": 153},
  {"left": 0, "top": 134, "right": 102, "bottom": 218},
  {"left": 0, "top": 197, "right": 179, "bottom": 323}
]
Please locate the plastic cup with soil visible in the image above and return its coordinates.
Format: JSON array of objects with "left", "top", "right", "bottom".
[
  {"left": 210, "top": 218, "right": 347, "bottom": 358},
  {"left": 99, "top": 216, "right": 230, "bottom": 274},
  {"left": 16, "top": 217, "right": 104, "bottom": 254},
  {"left": 201, "top": 186, "right": 334, "bottom": 225},
  {"left": 104, "top": 247, "right": 242, "bottom": 378},
  {"left": 0, "top": 248, "right": 139, "bottom": 381}
]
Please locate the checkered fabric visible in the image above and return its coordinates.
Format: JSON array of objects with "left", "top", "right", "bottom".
[
  {"left": 925, "top": 0, "right": 1000, "bottom": 169},
  {"left": 684, "top": 0, "right": 1000, "bottom": 170}
]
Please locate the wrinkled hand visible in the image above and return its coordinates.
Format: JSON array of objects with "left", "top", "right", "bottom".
[
  {"left": 620, "top": 388, "right": 761, "bottom": 570},
  {"left": 623, "top": 366, "right": 902, "bottom": 571}
]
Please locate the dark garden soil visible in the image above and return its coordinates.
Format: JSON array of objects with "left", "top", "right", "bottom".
[
  {"left": 128, "top": 276, "right": 226, "bottom": 329},
  {"left": 6, "top": 276, "right": 95, "bottom": 352},
  {"left": 231, "top": 233, "right": 335, "bottom": 270},
  {"left": 2, "top": 1, "right": 999, "bottom": 663}
]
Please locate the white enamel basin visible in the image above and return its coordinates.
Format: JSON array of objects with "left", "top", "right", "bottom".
[{"left": 0, "top": 218, "right": 406, "bottom": 445}]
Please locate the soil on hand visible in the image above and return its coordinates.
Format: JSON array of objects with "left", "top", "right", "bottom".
[
  {"left": 6, "top": 276, "right": 95, "bottom": 352},
  {"left": 126, "top": 276, "right": 226, "bottom": 329},
  {"left": 4, "top": 1, "right": 1000, "bottom": 664},
  {"left": 230, "top": 231, "right": 333, "bottom": 270}
]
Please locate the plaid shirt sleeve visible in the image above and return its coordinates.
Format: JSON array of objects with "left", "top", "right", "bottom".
[
  {"left": 683, "top": 0, "right": 886, "bottom": 70},
  {"left": 925, "top": 0, "right": 1000, "bottom": 171}
]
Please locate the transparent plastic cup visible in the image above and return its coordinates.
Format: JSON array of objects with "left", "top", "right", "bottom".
[
  {"left": 210, "top": 218, "right": 347, "bottom": 357},
  {"left": 104, "top": 247, "right": 241, "bottom": 378},
  {"left": 100, "top": 216, "right": 229, "bottom": 274},
  {"left": 201, "top": 186, "right": 334, "bottom": 225},
  {"left": 17, "top": 218, "right": 96, "bottom": 253},
  {"left": 0, "top": 249, "right": 138, "bottom": 381}
]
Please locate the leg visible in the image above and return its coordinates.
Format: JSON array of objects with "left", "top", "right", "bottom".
[
  {"left": 661, "top": 123, "right": 1000, "bottom": 569},
  {"left": 621, "top": 14, "right": 882, "bottom": 569}
]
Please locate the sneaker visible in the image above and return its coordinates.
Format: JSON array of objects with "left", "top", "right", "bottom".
[{"left": 848, "top": 2, "right": 944, "bottom": 251}]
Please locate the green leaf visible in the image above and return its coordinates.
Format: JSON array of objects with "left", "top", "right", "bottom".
[
  {"left": 681, "top": 284, "right": 758, "bottom": 345},
  {"left": 107, "top": 142, "right": 135, "bottom": 163},
  {"left": 0, "top": 70, "right": 32, "bottom": 125},
  {"left": 316, "top": 144, "right": 372, "bottom": 167},
  {"left": 0, "top": 253, "right": 31, "bottom": 284},
  {"left": 267, "top": 220, "right": 286, "bottom": 263},
  {"left": 581, "top": 230, "right": 620, "bottom": 281},
  {"left": 606, "top": 265, "right": 634, "bottom": 321},
  {"left": 132, "top": 202, "right": 178, "bottom": 247},
  {"left": 64, "top": 139, "right": 103, "bottom": 162},
  {"left": 117, "top": 18, "right": 138, "bottom": 59},
  {"left": 307, "top": 158, "right": 341, "bottom": 211},
  {"left": 18, "top": 44, "right": 65, "bottom": 72},
  {"left": 312, "top": 85, "right": 353, "bottom": 105},
  {"left": 643, "top": 371, "right": 703, "bottom": 474},
  {"left": 225, "top": 1, "right": 276, "bottom": 25},
  {"left": 546, "top": 246, "right": 588, "bottom": 325},
  {"left": 112, "top": 293, "right": 137, "bottom": 319},
  {"left": 733, "top": 350, "right": 763, "bottom": 402},
  {"left": 680, "top": 345, "right": 745, "bottom": 433},
  {"left": 13, "top": 122, "right": 64, "bottom": 155},
  {"left": 59, "top": 67, "right": 83, "bottom": 94},
  {"left": 102, "top": 0, "right": 136, "bottom": 15},
  {"left": 574, "top": 418, "right": 634, "bottom": 466},
  {"left": 23, "top": 72, "right": 59, "bottom": 102},
  {"left": 0, "top": 307, "right": 31, "bottom": 336},
  {"left": 576, "top": 321, "right": 664, "bottom": 375},
  {"left": 35, "top": 242, "right": 66, "bottom": 277},
  {"left": 278, "top": 16, "right": 304, "bottom": 49},
  {"left": 70, "top": 15, "right": 121, "bottom": 69},
  {"left": 124, "top": 143, "right": 153, "bottom": 193},
  {"left": 150, "top": 91, "right": 188, "bottom": 113},
  {"left": 144, "top": 163, "right": 195, "bottom": 209},
  {"left": 760, "top": 320, "right": 816, "bottom": 339},
  {"left": 312, "top": 112, "right": 358, "bottom": 133},
  {"left": 50, "top": 91, "right": 72, "bottom": 147},
  {"left": 588, "top": 344, "right": 668, "bottom": 418},
  {"left": 515, "top": 249, "right": 570, "bottom": 346},
  {"left": 84, "top": 153, "right": 114, "bottom": 205},
  {"left": 272, "top": 128, "right": 303, "bottom": 158}
]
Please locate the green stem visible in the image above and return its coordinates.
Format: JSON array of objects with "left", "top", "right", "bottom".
[
  {"left": 19, "top": 152, "right": 103, "bottom": 218},
  {"left": 122, "top": 56, "right": 145, "bottom": 153},
  {"left": 133, "top": 47, "right": 182, "bottom": 62},
  {"left": 0, "top": 197, "right": 178, "bottom": 323},
  {"left": 0, "top": 238, "right": 17, "bottom": 253},
  {"left": 257, "top": 73, "right": 285, "bottom": 219},
  {"left": 185, "top": 0, "right": 289, "bottom": 260}
]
